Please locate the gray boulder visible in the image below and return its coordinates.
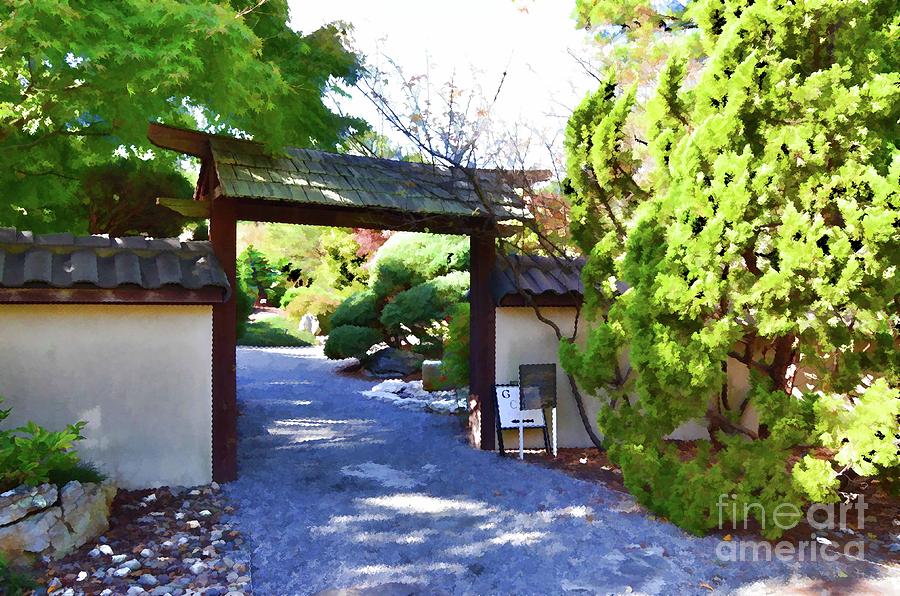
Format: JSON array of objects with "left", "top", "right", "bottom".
[
  {"left": 365, "top": 347, "right": 424, "bottom": 378},
  {"left": 0, "top": 480, "right": 116, "bottom": 567},
  {"left": 0, "top": 483, "right": 58, "bottom": 526}
]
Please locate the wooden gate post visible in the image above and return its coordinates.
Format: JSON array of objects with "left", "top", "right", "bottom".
[
  {"left": 209, "top": 198, "right": 238, "bottom": 482},
  {"left": 468, "top": 232, "right": 496, "bottom": 450}
]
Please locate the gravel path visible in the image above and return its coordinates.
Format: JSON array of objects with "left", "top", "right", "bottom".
[{"left": 225, "top": 347, "right": 897, "bottom": 595}]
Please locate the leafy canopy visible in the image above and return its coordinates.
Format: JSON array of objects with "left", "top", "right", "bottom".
[
  {"left": 0, "top": 0, "right": 364, "bottom": 233},
  {"left": 562, "top": 0, "right": 899, "bottom": 537}
]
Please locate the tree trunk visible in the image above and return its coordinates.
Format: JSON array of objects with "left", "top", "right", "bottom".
[{"left": 565, "top": 372, "right": 605, "bottom": 450}]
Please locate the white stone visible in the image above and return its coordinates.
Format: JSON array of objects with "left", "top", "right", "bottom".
[
  {"left": 76, "top": 571, "right": 88, "bottom": 581},
  {"left": 98, "top": 544, "right": 114, "bottom": 555},
  {"left": 370, "top": 379, "right": 406, "bottom": 393},
  {"left": 140, "top": 548, "right": 154, "bottom": 558},
  {"left": 190, "top": 561, "right": 208, "bottom": 574},
  {"left": 299, "top": 313, "right": 320, "bottom": 335}
]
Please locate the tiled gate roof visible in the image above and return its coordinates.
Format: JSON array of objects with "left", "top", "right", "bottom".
[{"left": 207, "top": 135, "right": 529, "bottom": 219}]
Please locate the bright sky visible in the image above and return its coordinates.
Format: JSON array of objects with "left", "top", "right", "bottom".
[{"left": 288, "top": 0, "right": 598, "bottom": 166}]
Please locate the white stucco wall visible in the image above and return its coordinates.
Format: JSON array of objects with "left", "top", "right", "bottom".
[
  {"left": 495, "top": 307, "right": 601, "bottom": 449},
  {"left": 495, "top": 306, "right": 762, "bottom": 449},
  {"left": 0, "top": 304, "right": 213, "bottom": 489}
]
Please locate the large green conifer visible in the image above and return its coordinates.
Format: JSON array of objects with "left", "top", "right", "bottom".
[{"left": 562, "top": 0, "right": 899, "bottom": 536}]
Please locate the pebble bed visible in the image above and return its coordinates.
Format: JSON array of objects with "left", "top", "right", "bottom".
[
  {"left": 360, "top": 379, "right": 465, "bottom": 414},
  {"left": 37, "top": 484, "right": 251, "bottom": 595}
]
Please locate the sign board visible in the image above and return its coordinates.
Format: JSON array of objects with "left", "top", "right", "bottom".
[
  {"left": 519, "top": 363, "right": 557, "bottom": 409},
  {"left": 496, "top": 384, "right": 545, "bottom": 429}
]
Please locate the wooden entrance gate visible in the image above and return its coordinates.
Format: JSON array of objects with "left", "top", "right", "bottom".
[{"left": 148, "top": 123, "right": 528, "bottom": 482}]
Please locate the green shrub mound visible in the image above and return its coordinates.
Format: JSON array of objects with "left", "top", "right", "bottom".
[
  {"left": 330, "top": 289, "right": 379, "bottom": 328},
  {"left": 441, "top": 303, "right": 470, "bottom": 388},
  {"left": 380, "top": 271, "right": 469, "bottom": 354},
  {"left": 236, "top": 278, "right": 255, "bottom": 339},
  {"left": 325, "top": 233, "right": 470, "bottom": 360},
  {"left": 324, "top": 325, "right": 383, "bottom": 360},
  {"left": 562, "top": 0, "right": 900, "bottom": 538},
  {"left": 369, "top": 234, "right": 469, "bottom": 298}
]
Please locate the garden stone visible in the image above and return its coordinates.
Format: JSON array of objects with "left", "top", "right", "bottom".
[
  {"left": 0, "top": 483, "right": 57, "bottom": 526},
  {"left": 0, "top": 505, "right": 71, "bottom": 566},
  {"left": 365, "top": 347, "right": 424, "bottom": 377},
  {"left": 299, "top": 313, "right": 320, "bottom": 335},
  {"left": 60, "top": 481, "right": 117, "bottom": 551}
]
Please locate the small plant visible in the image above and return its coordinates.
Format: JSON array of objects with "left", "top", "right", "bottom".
[
  {"left": 235, "top": 278, "right": 255, "bottom": 339},
  {"left": 0, "top": 554, "right": 37, "bottom": 596},
  {"left": 48, "top": 461, "right": 107, "bottom": 487},
  {"left": 0, "top": 399, "right": 87, "bottom": 492}
]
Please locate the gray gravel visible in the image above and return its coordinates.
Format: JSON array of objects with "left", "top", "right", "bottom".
[{"left": 225, "top": 346, "right": 896, "bottom": 595}]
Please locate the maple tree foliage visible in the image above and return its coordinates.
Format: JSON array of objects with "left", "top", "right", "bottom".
[
  {"left": 561, "top": 0, "right": 899, "bottom": 536},
  {"left": 0, "top": 0, "right": 364, "bottom": 233}
]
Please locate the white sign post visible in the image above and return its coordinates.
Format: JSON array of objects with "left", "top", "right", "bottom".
[{"left": 496, "top": 385, "right": 546, "bottom": 459}]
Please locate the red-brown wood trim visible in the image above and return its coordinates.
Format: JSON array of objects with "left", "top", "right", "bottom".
[
  {"left": 0, "top": 286, "right": 225, "bottom": 304},
  {"left": 497, "top": 293, "right": 582, "bottom": 308},
  {"left": 210, "top": 199, "right": 238, "bottom": 483},
  {"left": 229, "top": 197, "right": 498, "bottom": 236},
  {"left": 469, "top": 233, "right": 497, "bottom": 450}
]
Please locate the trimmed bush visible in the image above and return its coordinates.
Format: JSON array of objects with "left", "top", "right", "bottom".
[
  {"left": 235, "top": 278, "right": 255, "bottom": 339},
  {"left": 330, "top": 289, "right": 379, "bottom": 328},
  {"left": 369, "top": 233, "right": 469, "bottom": 299},
  {"left": 442, "top": 302, "right": 470, "bottom": 388},
  {"left": 324, "top": 325, "right": 382, "bottom": 360},
  {"left": 380, "top": 271, "right": 469, "bottom": 335},
  {"left": 325, "top": 233, "right": 472, "bottom": 360}
]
